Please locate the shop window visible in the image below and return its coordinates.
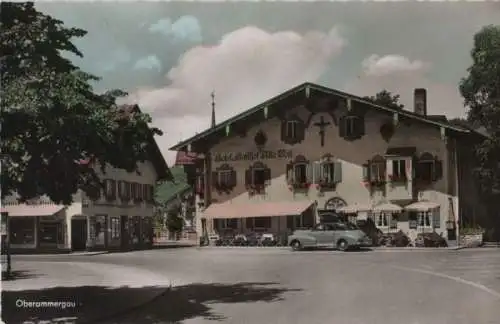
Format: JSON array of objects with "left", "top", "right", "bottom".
[
  {"left": 110, "top": 217, "right": 120, "bottom": 240},
  {"left": 9, "top": 217, "right": 35, "bottom": 244},
  {"left": 254, "top": 217, "right": 272, "bottom": 229}
]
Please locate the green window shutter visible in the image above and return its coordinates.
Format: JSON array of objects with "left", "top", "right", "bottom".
[
  {"left": 333, "top": 161, "right": 343, "bottom": 183},
  {"left": 362, "top": 163, "right": 370, "bottom": 181},
  {"left": 306, "top": 163, "right": 313, "bottom": 184},
  {"left": 339, "top": 117, "right": 346, "bottom": 138}
]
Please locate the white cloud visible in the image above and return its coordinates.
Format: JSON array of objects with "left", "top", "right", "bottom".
[
  {"left": 148, "top": 16, "right": 202, "bottom": 43},
  {"left": 362, "top": 54, "right": 429, "bottom": 77},
  {"left": 133, "top": 55, "right": 162, "bottom": 71},
  {"left": 128, "top": 26, "right": 346, "bottom": 164},
  {"left": 345, "top": 54, "right": 465, "bottom": 119}
]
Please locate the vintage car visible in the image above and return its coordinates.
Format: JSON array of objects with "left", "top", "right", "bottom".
[{"left": 287, "top": 222, "right": 372, "bottom": 251}]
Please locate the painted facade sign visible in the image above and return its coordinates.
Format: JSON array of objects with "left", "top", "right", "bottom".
[{"left": 213, "top": 149, "right": 292, "bottom": 162}]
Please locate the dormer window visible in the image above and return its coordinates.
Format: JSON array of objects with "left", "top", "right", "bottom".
[
  {"left": 339, "top": 115, "right": 365, "bottom": 140},
  {"left": 281, "top": 115, "right": 305, "bottom": 145}
]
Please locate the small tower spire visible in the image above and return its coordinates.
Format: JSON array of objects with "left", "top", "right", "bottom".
[{"left": 210, "top": 91, "right": 216, "bottom": 128}]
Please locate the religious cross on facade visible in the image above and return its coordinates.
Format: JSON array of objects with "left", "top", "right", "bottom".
[{"left": 314, "top": 116, "right": 331, "bottom": 147}]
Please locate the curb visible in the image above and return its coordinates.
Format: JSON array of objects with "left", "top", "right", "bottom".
[{"left": 86, "top": 284, "right": 172, "bottom": 324}]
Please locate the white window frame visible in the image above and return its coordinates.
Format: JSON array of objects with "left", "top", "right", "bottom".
[
  {"left": 391, "top": 159, "right": 407, "bottom": 181},
  {"left": 286, "top": 120, "right": 298, "bottom": 139},
  {"left": 417, "top": 211, "right": 432, "bottom": 229},
  {"left": 375, "top": 212, "right": 398, "bottom": 229}
]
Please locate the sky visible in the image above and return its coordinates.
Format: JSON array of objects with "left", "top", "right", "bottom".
[{"left": 36, "top": 1, "right": 500, "bottom": 165}]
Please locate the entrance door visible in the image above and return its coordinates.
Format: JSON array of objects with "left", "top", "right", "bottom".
[{"left": 71, "top": 219, "right": 87, "bottom": 251}]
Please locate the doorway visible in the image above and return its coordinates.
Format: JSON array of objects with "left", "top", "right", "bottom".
[
  {"left": 71, "top": 219, "right": 87, "bottom": 251},
  {"left": 120, "top": 216, "right": 129, "bottom": 249}
]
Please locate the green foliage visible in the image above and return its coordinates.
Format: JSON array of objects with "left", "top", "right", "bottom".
[
  {"left": 363, "top": 90, "right": 405, "bottom": 110},
  {"left": 459, "top": 25, "right": 500, "bottom": 197},
  {"left": 166, "top": 206, "right": 184, "bottom": 233},
  {"left": 1, "top": 3, "right": 163, "bottom": 205}
]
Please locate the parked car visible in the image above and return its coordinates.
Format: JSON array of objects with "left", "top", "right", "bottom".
[{"left": 287, "top": 222, "right": 372, "bottom": 251}]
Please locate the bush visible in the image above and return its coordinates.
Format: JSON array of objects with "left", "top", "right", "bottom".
[{"left": 415, "top": 232, "right": 447, "bottom": 247}]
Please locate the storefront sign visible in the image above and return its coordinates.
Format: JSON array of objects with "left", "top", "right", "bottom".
[{"left": 214, "top": 149, "right": 292, "bottom": 162}]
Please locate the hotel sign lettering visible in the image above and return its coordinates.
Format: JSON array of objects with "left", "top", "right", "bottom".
[{"left": 214, "top": 149, "right": 292, "bottom": 162}]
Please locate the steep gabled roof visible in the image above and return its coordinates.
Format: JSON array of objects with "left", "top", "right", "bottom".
[{"left": 169, "top": 82, "right": 481, "bottom": 151}]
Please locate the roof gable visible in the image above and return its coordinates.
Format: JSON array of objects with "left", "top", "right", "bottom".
[{"left": 169, "top": 82, "right": 480, "bottom": 152}]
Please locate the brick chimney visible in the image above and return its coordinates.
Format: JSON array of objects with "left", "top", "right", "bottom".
[{"left": 414, "top": 88, "right": 427, "bottom": 116}]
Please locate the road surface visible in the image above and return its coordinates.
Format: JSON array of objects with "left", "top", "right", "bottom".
[{"left": 3, "top": 248, "right": 500, "bottom": 324}]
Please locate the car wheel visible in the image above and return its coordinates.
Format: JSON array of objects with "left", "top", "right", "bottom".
[
  {"left": 290, "top": 240, "right": 302, "bottom": 251},
  {"left": 337, "top": 239, "right": 349, "bottom": 251}
]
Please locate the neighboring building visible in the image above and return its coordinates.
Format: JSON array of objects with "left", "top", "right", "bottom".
[
  {"left": 1, "top": 105, "right": 173, "bottom": 253},
  {"left": 155, "top": 165, "right": 195, "bottom": 238},
  {"left": 170, "top": 83, "right": 486, "bottom": 244}
]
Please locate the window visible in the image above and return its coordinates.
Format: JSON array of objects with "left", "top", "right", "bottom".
[
  {"left": 367, "top": 155, "right": 386, "bottom": 183},
  {"left": 9, "top": 217, "right": 35, "bottom": 244},
  {"left": 294, "top": 164, "right": 307, "bottom": 183},
  {"left": 339, "top": 115, "right": 365, "bottom": 139},
  {"left": 281, "top": 117, "right": 305, "bottom": 145},
  {"left": 104, "top": 179, "right": 116, "bottom": 200},
  {"left": 375, "top": 213, "right": 398, "bottom": 228},
  {"left": 245, "top": 162, "right": 271, "bottom": 191},
  {"left": 321, "top": 163, "right": 335, "bottom": 183},
  {"left": 213, "top": 165, "right": 236, "bottom": 192},
  {"left": 110, "top": 217, "right": 120, "bottom": 240},
  {"left": 286, "top": 120, "right": 298, "bottom": 139},
  {"left": 391, "top": 159, "right": 407, "bottom": 181},
  {"left": 254, "top": 217, "right": 272, "bottom": 229},
  {"left": 118, "top": 181, "right": 129, "bottom": 201},
  {"left": 418, "top": 212, "right": 431, "bottom": 227},
  {"left": 217, "top": 219, "right": 238, "bottom": 230},
  {"left": 416, "top": 153, "right": 442, "bottom": 182}
]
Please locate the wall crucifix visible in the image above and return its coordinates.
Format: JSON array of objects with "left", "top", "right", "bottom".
[{"left": 314, "top": 116, "right": 331, "bottom": 147}]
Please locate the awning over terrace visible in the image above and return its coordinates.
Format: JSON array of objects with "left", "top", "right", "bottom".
[
  {"left": 202, "top": 201, "right": 314, "bottom": 219},
  {"left": 0, "top": 204, "right": 65, "bottom": 217}
]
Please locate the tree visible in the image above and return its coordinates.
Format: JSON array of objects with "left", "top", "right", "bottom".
[
  {"left": 165, "top": 205, "right": 184, "bottom": 234},
  {"left": 1, "top": 3, "right": 163, "bottom": 204},
  {"left": 364, "top": 90, "right": 404, "bottom": 110},
  {"left": 459, "top": 25, "right": 500, "bottom": 198}
]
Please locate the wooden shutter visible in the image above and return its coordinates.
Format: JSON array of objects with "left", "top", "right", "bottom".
[
  {"left": 142, "top": 184, "right": 148, "bottom": 201},
  {"left": 286, "top": 163, "right": 294, "bottom": 182},
  {"left": 306, "top": 163, "right": 313, "bottom": 184},
  {"left": 245, "top": 169, "right": 252, "bottom": 187},
  {"left": 362, "top": 163, "right": 370, "bottom": 181},
  {"left": 356, "top": 116, "right": 365, "bottom": 137},
  {"left": 230, "top": 170, "right": 237, "bottom": 187},
  {"left": 125, "top": 182, "right": 131, "bottom": 201},
  {"left": 433, "top": 211, "right": 441, "bottom": 228},
  {"left": 132, "top": 183, "right": 138, "bottom": 200},
  {"left": 280, "top": 120, "right": 288, "bottom": 142},
  {"left": 211, "top": 171, "right": 218, "bottom": 188},
  {"left": 111, "top": 180, "right": 117, "bottom": 200},
  {"left": 338, "top": 117, "right": 346, "bottom": 138},
  {"left": 333, "top": 161, "right": 343, "bottom": 183},
  {"left": 433, "top": 159, "right": 443, "bottom": 181},
  {"left": 117, "top": 181, "right": 123, "bottom": 199},
  {"left": 313, "top": 162, "right": 322, "bottom": 184},
  {"left": 264, "top": 167, "right": 271, "bottom": 182},
  {"left": 296, "top": 120, "right": 305, "bottom": 143}
]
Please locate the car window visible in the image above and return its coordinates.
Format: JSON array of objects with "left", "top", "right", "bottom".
[
  {"left": 314, "top": 224, "right": 325, "bottom": 231},
  {"left": 324, "top": 224, "right": 335, "bottom": 231}
]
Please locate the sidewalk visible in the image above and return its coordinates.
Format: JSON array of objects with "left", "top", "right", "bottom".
[{"left": 2, "top": 260, "right": 173, "bottom": 323}]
